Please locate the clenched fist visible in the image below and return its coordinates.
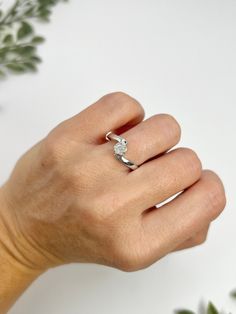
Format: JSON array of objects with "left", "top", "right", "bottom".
[{"left": 0, "top": 92, "right": 226, "bottom": 312}]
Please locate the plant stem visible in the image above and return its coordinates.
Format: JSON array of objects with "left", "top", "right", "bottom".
[
  {"left": 0, "top": 0, "right": 21, "bottom": 25},
  {"left": 0, "top": 59, "right": 30, "bottom": 66},
  {"left": 0, "top": 42, "right": 33, "bottom": 52}
]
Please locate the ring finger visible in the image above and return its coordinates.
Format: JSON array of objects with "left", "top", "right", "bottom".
[{"left": 103, "top": 113, "right": 181, "bottom": 167}]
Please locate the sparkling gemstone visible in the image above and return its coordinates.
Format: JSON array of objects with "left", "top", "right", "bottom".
[{"left": 114, "top": 142, "right": 127, "bottom": 155}]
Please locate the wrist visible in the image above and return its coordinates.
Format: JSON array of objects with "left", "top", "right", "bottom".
[
  {"left": 0, "top": 185, "right": 40, "bottom": 270},
  {"left": 0, "top": 181, "right": 60, "bottom": 269},
  {"left": 0, "top": 185, "right": 43, "bottom": 313},
  {"left": 0, "top": 245, "right": 41, "bottom": 314}
]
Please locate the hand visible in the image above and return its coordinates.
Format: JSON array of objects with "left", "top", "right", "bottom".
[{"left": 0, "top": 92, "right": 226, "bottom": 275}]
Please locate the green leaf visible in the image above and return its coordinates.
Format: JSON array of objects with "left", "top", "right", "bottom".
[
  {"left": 23, "top": 62, "right": 37, "bottom": 71},
  {"left": 230, "top": 289, "right": 236, "bottom": 299},
  {"left": 207, "top": 302, "right": 219, "bottom": 314},
  {"left": 0, "top": 69, "right": 6, "bottom": 77},
  {"left": 0, "top": 50, "right": 7, "bottom": 60},
  {"left": 25, "top": 7, "right": 35, "bottom": 17},
  {"left": 17, "top": 22, "right": 34, "bottom": 39},
  {"left": 175, "top": 310, "right": 195, "bottom": 314},
  {"left": 38, "top": 8, "right": 51, "bottom": 21},
  {"left": 31, "top": 36, "right": 45, "bottom": 44},
  {"left": 30, "top": 56, "right": 42, "bottom": 63},
  {"left": 3, "top": 34, "right": 14, "bottom": 45},
  {"left": 6, "top": 63, "right": 26, "bottom": 73},
  {"left": 16, "top": 45, "right": 36, "bottom": 56}
]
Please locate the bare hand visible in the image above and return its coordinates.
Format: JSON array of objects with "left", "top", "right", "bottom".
[{"left": 0, "top": 92, "right": 226, "bottom": 275}]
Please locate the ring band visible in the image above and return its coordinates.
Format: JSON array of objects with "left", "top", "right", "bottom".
[{"left": 105, "top": 131, "right": 138, "bottom": 171}]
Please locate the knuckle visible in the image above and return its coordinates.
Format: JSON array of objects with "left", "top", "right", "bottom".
[
  {"left": 126, "top": 98, "right": 144, "bottom": 116},
  {"left": 104, "top": 91, "right": 131, "bottom": 100},
  {"left": 110, "top": 232, "right": 145, "bottom": 272},
  {"left": 177, "top": 147, "right": 202, "bottom": 177},
  {"left": 118, "top": 262, "right": 140, "bottom": 272},
  {"left": 156, "top": 114, "right": 181, "bottom": 142},
  {"left": 194, "top": 232, "right": 208, "bottom": 246},
  {"left": 102, "top": 91, "right": 131, "bottom": 106},
  {"left": 103, "top": 91, "right": 133, "bottom": 103},
  {"left": 203, "top": 170, "right": 226, "bottom": 219},
  {"left": 41, "top": 135, "right": 65, "bottom": 166},
  {"left": 103, "top": 91, "right": 145, "bottom": 118},
  {"left": 114, "top": 249, "right": 142, "bottom": 272}
]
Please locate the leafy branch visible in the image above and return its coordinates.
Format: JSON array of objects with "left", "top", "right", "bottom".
[
  {"left": 175, "top": 302, "right": 221, "bottom": 314},
  {"left": 0, "top": 0, "right": 67, "bottom": 77},
  {"left": 175, "top": 290, "right": 236, "bottom": 314}
]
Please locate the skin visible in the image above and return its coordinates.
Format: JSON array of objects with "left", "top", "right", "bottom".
[{"left": 0, "top": 92, "right": 226, "bottom": 313}]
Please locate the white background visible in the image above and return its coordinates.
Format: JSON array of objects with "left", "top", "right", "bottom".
[{"left": 1, "top": 0, "right": 236, "bottom": 313}]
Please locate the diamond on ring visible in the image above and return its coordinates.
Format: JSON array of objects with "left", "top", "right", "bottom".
[
  {"left": 105, "top": 132, "right": 138, "bottom": 171},
  {"left": 114, "top": 140, "right": 127, "bottom": 156}
]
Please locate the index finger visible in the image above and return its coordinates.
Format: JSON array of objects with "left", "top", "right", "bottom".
[{"left": 60, "top": 92, "right": 145, "bottom": 143}]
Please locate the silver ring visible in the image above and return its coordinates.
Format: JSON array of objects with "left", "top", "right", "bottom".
[{"left": 105, "top": 131, "right": 138, "bottom": 171}]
